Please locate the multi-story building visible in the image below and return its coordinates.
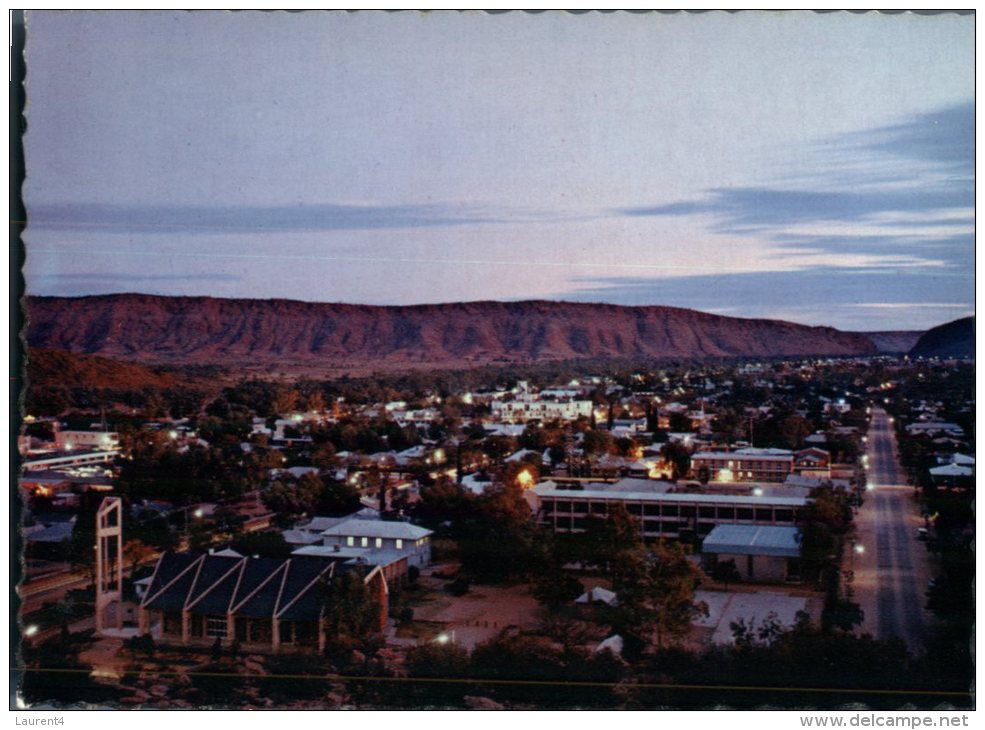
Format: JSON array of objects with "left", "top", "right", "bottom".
[
  {"left": 690, "top": 449, "right": 794, "bottom": 483},
  {"left": 527, "top": 481, "right": 806, "bottom": 542},
  {"left": 55, "top": 429, "right": 120, "bottom": 451},
  {"left": 491, "top": 380, "right": 593, "bottom": 424},
  {"left": 316, "top": 518, "right": 433, "bottom": 568}
]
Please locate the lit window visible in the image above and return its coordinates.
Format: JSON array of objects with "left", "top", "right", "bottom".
[
  {"left": 346, "top": 536, "right": 354, "bottom": 547},
  {"left": 361, "top": 537, "right": 369, "bottom": 547},
  {"left": 395, "top": 539, "right": 403, "bottom": 550},
  {"left": 206, "top": 616, "right": 227, "bottom": 639},
  {"left": 375, "top": 538, "right": 383, "bottom": 548}
]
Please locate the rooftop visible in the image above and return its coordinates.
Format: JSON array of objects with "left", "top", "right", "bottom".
[
  {"left": 702, "top": 524, "right": 802, "bottom": 557},
  {"left": 319, "top": 518, "right": 433, "bottom": 541},
  {"left": 531, "top": 483, "right": 807, "bottom": 507}
]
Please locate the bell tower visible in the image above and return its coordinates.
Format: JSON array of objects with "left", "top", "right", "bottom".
[{"left": 95, "top": 497, "right": 124, "bottom": 634}]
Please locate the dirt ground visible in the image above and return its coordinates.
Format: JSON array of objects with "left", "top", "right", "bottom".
[{"left": 407, "top": 566, "right": 545, "bottom": 649}]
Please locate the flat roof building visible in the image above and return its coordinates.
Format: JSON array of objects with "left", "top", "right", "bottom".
[{"left": 528, "top": 481, "right": 807, "bottom": 542}]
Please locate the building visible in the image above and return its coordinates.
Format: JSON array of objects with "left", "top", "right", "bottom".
[
  {"left": 690, "top": 450, "right": 794, "bottom": 483},
  {"left": 793, "top": 448, "right": 832, "bottom": 478},
  {"left": 21, "top": 450, "right": 117, "bottom": 472},
  {"left": 138, "top": 551, "right": 388, "bottom": 654},
  {"left": 528, "top": 481, "right": 806, "bottom": 542},
  {"left": 316, "top": 518, "right": 433, "bottom": 568},
  {"left": 55, "top": 430, "right": 120, "bottom": 451},
  {"left": 292, "top": 545, "right": 409, "bottom": 585},
  {"left": 491, "top": 381, "right": 593, "bottom": 424},
  {"left": 701, "top": 524, "right": 802, "bottom": 582}
]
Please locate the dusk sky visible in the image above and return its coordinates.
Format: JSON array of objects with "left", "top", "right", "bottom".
[{"left": 23, "top": 11, "right": 974, "bottom": 331}]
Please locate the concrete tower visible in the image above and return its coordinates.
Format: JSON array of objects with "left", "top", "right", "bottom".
[{"left": 95, "top": 496, "right": 124, "bottom": 634}]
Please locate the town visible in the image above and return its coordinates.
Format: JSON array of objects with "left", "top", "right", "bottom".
[{"left": 16, "top": 354, "right": 974, "bottom": 709}]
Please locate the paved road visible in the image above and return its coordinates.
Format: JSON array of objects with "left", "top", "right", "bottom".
[{"left": 852, "top": 408, "right": 932, "bottom": 651}]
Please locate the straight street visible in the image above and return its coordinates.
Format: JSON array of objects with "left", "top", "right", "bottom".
[{"left": 851, "top": 407, "right": 933, "bottom": 651}]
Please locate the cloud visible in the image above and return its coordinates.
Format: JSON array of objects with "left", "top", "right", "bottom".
[
  {"left": 851, "top": 101, "right": 974, "bottom": 174},
  {"left": 562, "top": 265, "right": 974, "bottom": 331},
  {"left": 26, "top": 201, "right": 507, "bottom": 235},
  {"left": 614, "top": 102, "right": 974, "bottom": 238},
  {"left": 33, "top": 273, "right": 242, "bottom": 282},
  {"left": 773, "top": 232, "right": 972, "bottom": 268},
  {"left": 620, "top": 185, "right": 972, "bottom": 231}
]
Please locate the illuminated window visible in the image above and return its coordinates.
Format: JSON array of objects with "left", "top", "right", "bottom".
[
  {"left": 361, "top": 537, "right": 369, "bottom": 547},
  {"left": 346, "top": 536, "right": 354, "bottom": 547},
  {"left": 375, "top": 538, "right": 383, "bottom": 548},
  {"left": 206, "top": 616, "right": 227, "bottom": 639},
  {"left": 395, "top": 539, "right": 403, "bottom": 550}
]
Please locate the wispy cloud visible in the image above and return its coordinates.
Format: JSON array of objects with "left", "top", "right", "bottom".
[
  {"left": 32, "top": 272, "right": 242, "bottom": 282},
  {"left": 563, "top": 265, "right": 974, "bottom": 331},
  {"left": 614, "top": 101, "right": 974, "bottom": 239},
  {"left": 26, "top": 201, "right": 509, "bottom": 235}
]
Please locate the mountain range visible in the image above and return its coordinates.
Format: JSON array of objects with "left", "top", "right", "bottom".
[{"left": 23, "top": 294, "right": 945, "bottom": 372}]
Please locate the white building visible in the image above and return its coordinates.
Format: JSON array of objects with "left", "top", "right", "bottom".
[
  {"left": 317, "top": 518, "right": 433, "bottom": 568},
  {"left": 55, "top": 430, "right": 119, "bottom": 451},
  {"left": 491, "top": 381, "right": 593, "bottom": 424}
]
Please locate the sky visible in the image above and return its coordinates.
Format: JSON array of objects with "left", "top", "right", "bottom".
[{"left": 22, "top": 10, "right": 975, "bottom": 331}]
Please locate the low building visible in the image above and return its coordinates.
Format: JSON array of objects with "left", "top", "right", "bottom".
[
  {"left": 138, "top": 551, "right": 388, "bottom": 654},
  {"left": 21, "top": 450, "right": 117, "bottom": 472},
  {"left": 292, "top": 545, "right": 409, "bottom": 585},
  {"left": 701, "top": 524, "right": 802, "bottom": 582}
]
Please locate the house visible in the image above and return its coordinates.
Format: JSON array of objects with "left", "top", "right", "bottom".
[
  {"left": 701, "top": 524, "right": 802, "bottom": 582},
  {"left": 460, "top": 472, "right": 495, "bottom": 495},
  {"left": 928, "top": 463, "right": 974, "bottom": 489},
  {"left": 793, "top": 448, "right": 832, "bottom": 478},
  {"left": 317, "top": 518, "right": 433, "bottom": 568},
  {"left": 138, "top": 551, "right": 388, "bottom": 654}
]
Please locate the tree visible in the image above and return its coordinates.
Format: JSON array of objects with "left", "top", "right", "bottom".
[
  {"left": 270, "top": 386, "right": 300, "bottom": 416},
  {"left": 661, "top": 441, "right": 691, "bottom": 480},
  {"left": 316, "top": 477, "right": 362, "bottom": 517},
  {"left": 576, "top": 502, "right": 640, "bottom": 572},
  {"left": 532, "top": 570, "right": 584, "bottom": 612},
  {"left": 502, "top": 460, "right": 539, "bottom": 490},
  {"left": 230, "top": 531, "right": 293, "bottom": 559},
  {"left": 668, "top": 412, "right": 691, "bottom": 433},
  {"left": 262, "top": 477, "right": 322, "bottom": 517},
  {"left": 780, "top": 415, "right": 812, "bottom": 450},
  {"left": 68, "top": 524, "right": 97, "bottom": 584},
  {"left": 122, "top": 538, "right": 156, "bottom": 578},
  {"left": 823, "top": 599, "right": 864, "bottom": 633},
  {"left": 457, "top": 486, "right": 542, "bottom": 583},
  {"left": 797, "top": 486, "right": 853, "bottom": 581},
  {"left": 320, "top": 567, "right": 383, "bottom": 649},
  {"left": 582, "top": 429, "right": 614, "bottom": 456},
  {"left": 611, "top": 541, "right": 708, "bottom": 650}
]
